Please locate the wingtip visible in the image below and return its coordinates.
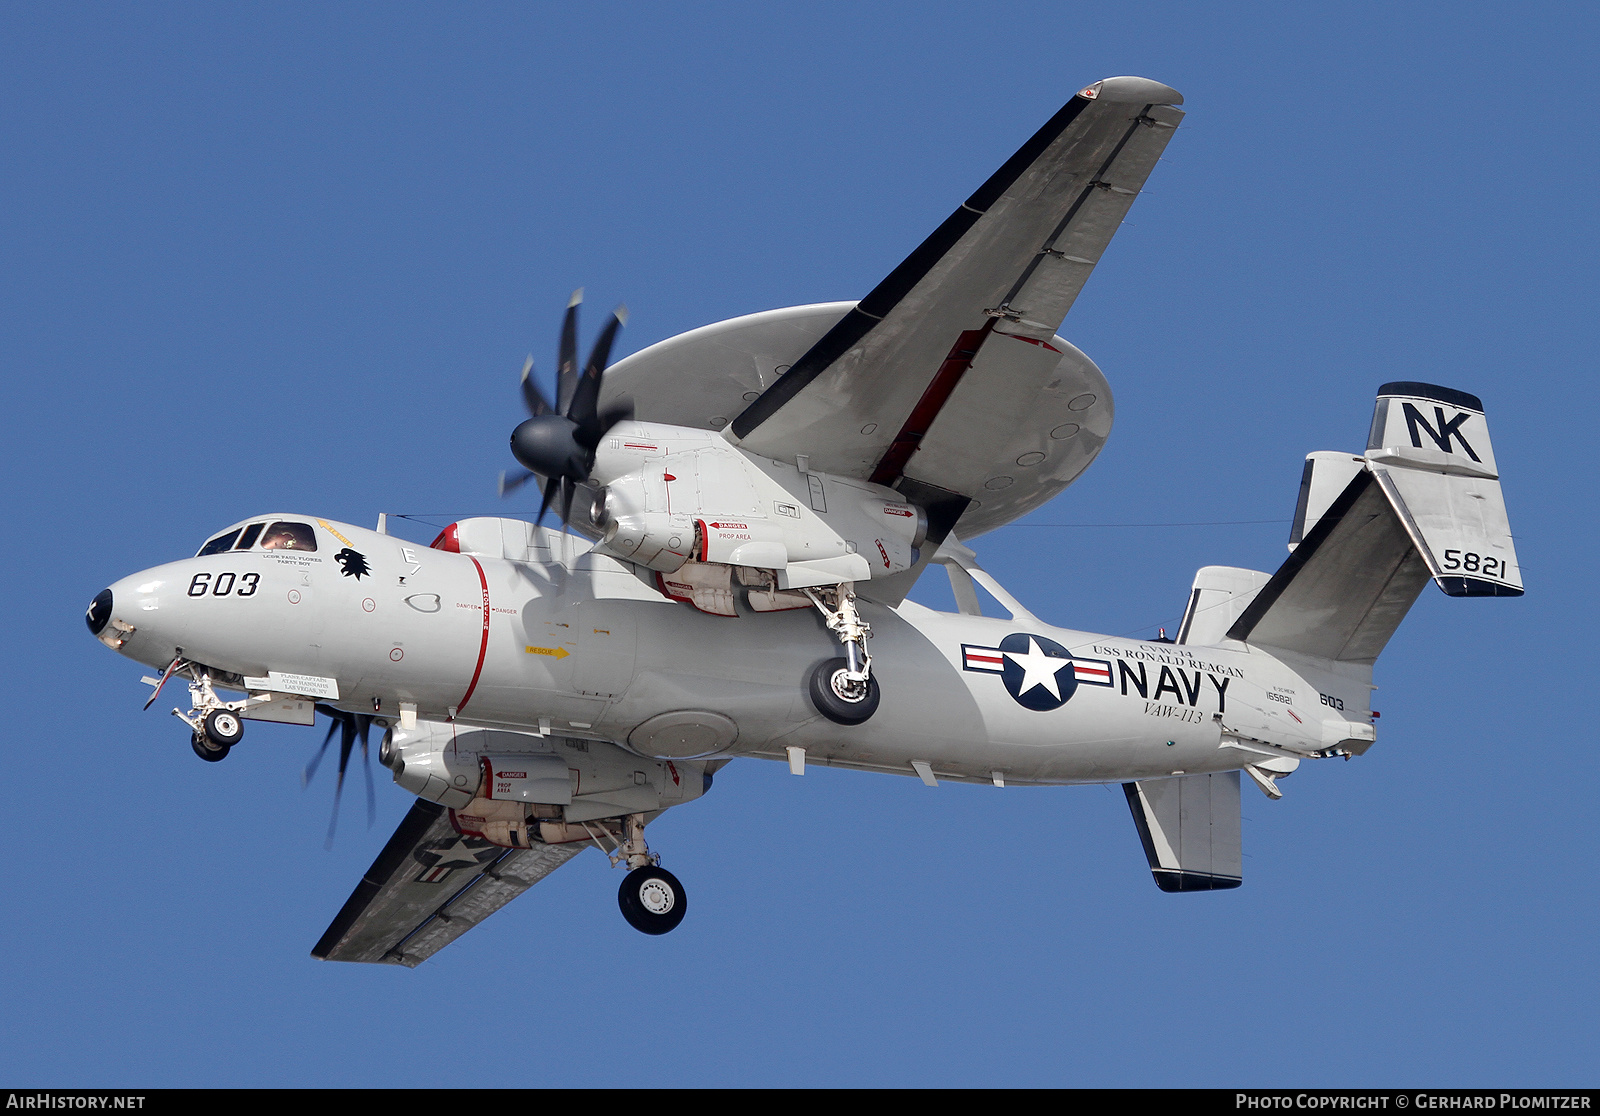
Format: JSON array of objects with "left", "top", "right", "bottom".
[
  {"left": 568, "top": 288, "right": 584, "bottom": 308},
  {"left": 1081, "top": 76, "right": 1183, "bottom": 106}
]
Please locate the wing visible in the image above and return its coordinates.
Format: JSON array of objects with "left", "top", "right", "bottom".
[
  {"left": 601, "top": 303, "right": 1113, "bottom": 537},
  {"left": 312, "top": 799, "right": 582, "bottom": 967},
  {"left": 725, "top": 77, "right": 1182, "bottom": 503}
]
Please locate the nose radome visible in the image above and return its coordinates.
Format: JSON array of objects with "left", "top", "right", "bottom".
[{"left": 86, "top": 588, "right": 112, "bottom": 636}]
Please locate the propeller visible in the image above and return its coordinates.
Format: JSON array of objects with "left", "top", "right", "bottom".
[
  {"left": 501, "top": 289, "right": 634, "bottom": 528},
  {"left": 304, "top": 705, "right": 379, "bottom": 849}
]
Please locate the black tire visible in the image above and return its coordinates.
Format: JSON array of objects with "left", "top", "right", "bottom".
[
  {"left": 617, "top": 865, "right": 687, "bottom": 935},
  {"left": 191, "top": 732, "right": 229, "bottom": 762},
  {"left": 203, "top": 708, "right": 245, "bottom": 747},
  {"left": 807, "top": 657, "right": 881, "bottom": 725}
]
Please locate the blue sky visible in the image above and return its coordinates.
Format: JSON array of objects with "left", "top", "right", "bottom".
[{"left": 2, "top": 1, "right": 1595, "bottom": 1087}]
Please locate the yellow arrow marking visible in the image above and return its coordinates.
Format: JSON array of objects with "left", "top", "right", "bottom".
[
  {"left": 316, "top": 519, "right": 354, "bottom": 548},
  {"left": 525, "top": 645, "right": 570, "bottom": 659}
]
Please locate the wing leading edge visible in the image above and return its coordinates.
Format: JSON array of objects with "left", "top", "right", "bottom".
[
  {"left": 727, "top": 76, "right": 1183, "bottom": 504},
  {"left": 313, "top": 799, "right": 582, "bottom": 967}
]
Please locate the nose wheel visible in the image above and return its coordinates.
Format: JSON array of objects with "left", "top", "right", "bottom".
[
  {"left": 191, "top": 732, "right": 230, "bottom": 762},
  {"left": 165, "top": 667, "right": 248, "bottom": 761}
]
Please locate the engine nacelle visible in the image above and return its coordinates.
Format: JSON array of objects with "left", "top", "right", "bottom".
[
  {"left": 588, "top": 422, "right": 927, "bottom": 587},
  {"left": 384, "top": 718, "right": 708, "bottom": 845}
]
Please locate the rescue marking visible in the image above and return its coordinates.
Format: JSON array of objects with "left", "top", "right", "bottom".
[
  {"left": 525, "top": 645, "right": 570, "bottom": 659},
  {"left": 454, "top": 556, "right": 492, "bottom": 716},
  {"left": 316, "top": 519, "right": 355, "bottom": 547}
]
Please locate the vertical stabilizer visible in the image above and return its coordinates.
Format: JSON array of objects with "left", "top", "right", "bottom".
[
  {"left": 1364, "top": 382, "right": 1522, "bottom": 597},
  {"left": 1176, "top": 566, "right": 1271, "bottom": 646},
  {"left": 1123, "top": 773, "right": 1242, "bottom": 891},
  {"left": 1225, "top": 383, "right": 1522, "bottom": 663}
]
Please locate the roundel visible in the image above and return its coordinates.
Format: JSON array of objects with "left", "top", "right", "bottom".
[{"left": 998, "top": 633, "right": 1078, "bottom": 711}]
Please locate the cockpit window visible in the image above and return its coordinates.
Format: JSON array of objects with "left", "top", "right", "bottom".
[
  {"left": 259, "top": 521, "right": 318, "bottom": 551},
  {"left": 235, "top": 523, "right": 265, "bottom": 549},
  {"left": 197, "top": 529, "right": 241, "bottom": 557}
]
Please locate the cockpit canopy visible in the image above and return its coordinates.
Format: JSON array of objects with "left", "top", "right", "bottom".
[{"left": 196, "top": 520, "right": 317, "bottom": 557}]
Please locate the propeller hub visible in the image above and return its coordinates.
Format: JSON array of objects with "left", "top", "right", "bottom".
[{"left": 511, "top": 415, "right": 587, "bottom": 480}]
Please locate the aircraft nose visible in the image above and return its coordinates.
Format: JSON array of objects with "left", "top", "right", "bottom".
[{"left": 86, "top": 588, "right": 113, "bottom": 636}]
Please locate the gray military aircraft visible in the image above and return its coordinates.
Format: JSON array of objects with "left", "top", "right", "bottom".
[{"left": 85, "top": 77, "right": 1522, "bottom": 964}]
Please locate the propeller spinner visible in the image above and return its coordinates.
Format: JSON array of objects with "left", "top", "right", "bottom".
[{"left": 501, "top": 290, "right": 633, "bottom": 527}]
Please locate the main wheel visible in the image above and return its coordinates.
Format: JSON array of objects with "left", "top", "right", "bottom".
[
  {"left": 191, "top": 731, "right": 230, "bottom": 762},
  {"left": 204, "top": 709, "right": 244, "bottom": 747},
  {"left": 807, "top": 657, "right": 881, "bottom": 725},
  {"left": 618, "top": 865, "right": 687, "bottom": 935}
]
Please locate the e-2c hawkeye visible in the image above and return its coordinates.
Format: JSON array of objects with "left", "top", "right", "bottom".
[{"left": 85, "top": 77, "right": 1521, "bottom": 964}]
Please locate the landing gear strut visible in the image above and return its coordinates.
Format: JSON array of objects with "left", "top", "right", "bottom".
[
  {"left": 169, "top": 667, "right": 248, "bottom": 762},
  {"left": 805, "top": 584, "right": 879, "bottom": 724},
  {"left": 599, "top": 813, "right": 689, "bottom": 935}
]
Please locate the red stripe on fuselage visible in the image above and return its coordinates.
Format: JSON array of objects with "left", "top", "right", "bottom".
[{"left": 455, "top": 556, "right": 491, "bottom": 715}]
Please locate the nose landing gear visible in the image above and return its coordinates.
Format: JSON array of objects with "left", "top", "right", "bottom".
[{"left": 168, "top": 667, "right": 248, "bottom": 762}]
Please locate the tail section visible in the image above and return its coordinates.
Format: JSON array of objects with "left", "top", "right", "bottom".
[
  {"left": 1123, "top": 773, "right": 1242, "bottom": 892},
  {"left": 1224, "top": 382, "right": 1521, "bottom": 664},
  {"left": 1137, "top": 384, "right": 1520, "bottom": 895},
  {"left": 1364, "top": 382, "right": 1522, "bottom": 597}
]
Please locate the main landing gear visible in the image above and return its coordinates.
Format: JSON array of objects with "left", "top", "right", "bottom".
[
  {"left": 619, "top": 864, "right": 687, "bottom": 935},
  {"left": 805, "top": 584, "right": 879, "bottom": 725},
  {"left": 600, "top": 813, "right": 688, "bottom": 934}
]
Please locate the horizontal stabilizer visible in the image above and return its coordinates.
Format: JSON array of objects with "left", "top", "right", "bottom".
[
  {"left": 1228, "top": 470, "right": 1429, "bottom": 662},
  {"left": 1123, "top": 772, "right": 1241, "bottom": 892}
]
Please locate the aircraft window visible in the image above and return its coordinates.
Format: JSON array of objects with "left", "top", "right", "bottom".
[
  {"left": 196, "top": 529, "right": 241, "bottom": 557},
  {"left": 259, "top": 522, "right": 318, "bottom": 552},
  {"left": 235, "top": 523, "right": 265, "bottom": 549}
]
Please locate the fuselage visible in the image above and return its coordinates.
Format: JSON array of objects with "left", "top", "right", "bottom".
[{"left": 93, "top": 515, "right": 1376, "bottom": 786}]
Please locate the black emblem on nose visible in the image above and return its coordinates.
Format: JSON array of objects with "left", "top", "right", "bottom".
[{"left": 334, "top": 548, "right": 371, "bottom": 580}]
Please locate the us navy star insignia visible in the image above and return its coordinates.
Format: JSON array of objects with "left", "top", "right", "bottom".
[
  {"left": 962, "top": 633, "right": 1082, "bottom": 711},
  {"left": 1005, "top": 637, "right": 1072, "bottom": 701}
]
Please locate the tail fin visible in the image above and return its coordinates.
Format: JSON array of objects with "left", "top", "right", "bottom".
[
  {"left": 1364, "top": 382, "right": 1522, "bottom": 597},
  {"left": 1224, "top": 383, "right": 1521, "bottom": 664}
]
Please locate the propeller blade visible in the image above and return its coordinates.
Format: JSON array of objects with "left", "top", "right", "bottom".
[
  {"left": 303, "top": 712, "right": 341, "bottom": 788},
  {"left": 557, "top": 288, "right": 582, "bottom": 416},
  {"left": 569, "top": 305, "right": 628, "bottom": 441},
  {"left": 520, "top": 355, "right": 554, "bottom": 418},
  {"left": 357, "top": 715, "right": 376, "bottom": 830},
  {"left": 324, "top": 716, "right": 357, "bottom": 849},
  {"left": 536, "top": 473, "right": 560, "bottom": 526},
  {"left": 499, "top": 468, "right": 537, "bottom": 498},
  {"left": 597, "top": 397, "right": 635, "bottom": 431},
  {"left": 559, "top": 476, "right": 575, "bottom": 528}
]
